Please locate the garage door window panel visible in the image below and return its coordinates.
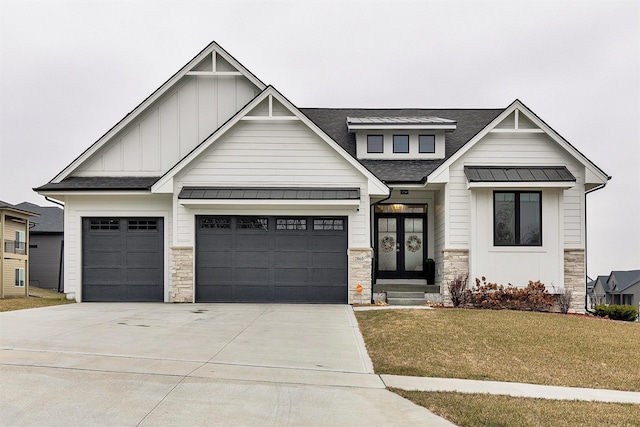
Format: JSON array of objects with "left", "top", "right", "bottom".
[{"left": 237, "top": 217, "right": 268, "bottom": 230}]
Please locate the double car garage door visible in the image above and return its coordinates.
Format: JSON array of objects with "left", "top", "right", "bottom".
[{"left": 82, "top": 216, "right": 347, "bottom": 303}]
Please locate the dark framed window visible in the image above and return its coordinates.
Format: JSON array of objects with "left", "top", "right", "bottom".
[
  {"left": 494, "top": 191, "right": 541, "bottom": 246},
  {"left": 393, "top": 135, "right": 409, "bottom": 153},
  {"left": 128, "top": 219, "right": 158, "bottom": 230},
  {"left": 237, "top": 217, "right": 268, "bottom": 231},
  {"left": 200, "top": 217, "right": 231, "bottom": 229},
  {"left": 313, "top": 218, "right": 344, "bottom": 231},
  {"left": 89, "top": 219, "right": 119, "bottom": 230},
  {"left": 367, "top": 135, "right": 384, "bottom": 153},
  {"left": 276, "top": 218, "right": 307, "bottom": 230},
  {"left": 419, "top": 135, "right": 435, "bottom": 153}
]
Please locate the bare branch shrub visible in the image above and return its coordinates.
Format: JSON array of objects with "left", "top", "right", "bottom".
[
  {"left": 557, "top": 287, "right": 574, "bottom": 314},
  {"left": 447, "top": 275, "right": 469, "bottom": 307}
]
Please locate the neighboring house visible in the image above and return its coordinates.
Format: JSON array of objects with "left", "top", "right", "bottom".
[
  {"left": 1, "top": 201, "right": 38, "bottom": 298},
  {"left": 607, "top": 270, "right": 640, "bottom": 306},
  {"left": 16, "top": 202, "right": 64, "bottom": 291},
  {"left": 590, "top": 275, "right": 609, "bottom": 307},
  {"left": 35, "top": 42, "right": 610, "bottom": 312}
]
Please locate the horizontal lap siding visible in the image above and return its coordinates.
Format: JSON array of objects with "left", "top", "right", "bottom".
[
  {"left": 175, "top": 121, "right": 369, "bottom": 247},
  {"left": 449, "top": 133, "right": 584, "bottom": 247}
]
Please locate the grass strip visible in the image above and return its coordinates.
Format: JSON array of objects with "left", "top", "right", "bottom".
[
  {"left": 392, "top": 389, "right": 640, "bottom": 427},
  {"left": 356, "top": 308, "right": 640, "bottom": 391}
]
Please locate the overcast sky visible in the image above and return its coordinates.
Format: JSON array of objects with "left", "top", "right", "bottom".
[{"left": 1, "top": 0, "right": 638, "bottom": 277}]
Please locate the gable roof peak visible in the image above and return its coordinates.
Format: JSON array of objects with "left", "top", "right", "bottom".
[{"left": 47, "top": 41, "right": 266, "bottom": 185}]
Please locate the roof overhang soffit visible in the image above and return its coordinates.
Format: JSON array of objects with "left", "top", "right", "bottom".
[
  {"left": 427, "top": 100, "right": 610, "bottom": 186},
  {"left": 151, "top": 86, "right": 389, "bottom": 197},
  {"left": 50, "top": 41, "right": 266, "bottom": 184}
]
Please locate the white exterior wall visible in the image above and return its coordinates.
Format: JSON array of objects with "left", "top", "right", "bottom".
[
  {"left": 446, "top": 132, "right": 585, "bottom": 288},
  {"left": 62, "top": 194, "right": 173, "bottom": 301},
  {"left": 433, "top": 187, "right": 446, "bottom": 286},
  {"left": 174, "top": 120, "right": 372, "bottom": 247},
  {"left": 449, "top": 133, "right": 584, "bottom": 247},
  {"left": 470, "top": 188, "right": 564, "bottom": 288},
  {"left": 75, "top": 76, "right": 259, "bottom": 175}
]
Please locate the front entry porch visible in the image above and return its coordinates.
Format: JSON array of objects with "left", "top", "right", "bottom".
[{"left": 373, "top": 204, "right": 438, "bottom": 305}]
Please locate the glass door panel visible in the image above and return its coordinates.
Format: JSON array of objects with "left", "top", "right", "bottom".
[
  {"left": 404, "top": 218, "right": 423, "bottom": 272},
  {"left": 377, "top": 218, "right": 397, "bottom": 271}
]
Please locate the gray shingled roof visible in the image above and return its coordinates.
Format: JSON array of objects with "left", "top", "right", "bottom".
[
  {"left": 35, "top": 109, "right": 503, "bottom": 190},
  {"left": 302, "top": 108, "right": 503, "bottom": 183},
  {"left": 35, "top": 176, "right": 159, "bottom": 191},
  {"left": 179, "top": 187, "right": 360, "bottom": 200},
  {"left": 609, "top": 270, "right": 640, "bottom": 292},
  {"left": 15, "top": 202, "right": 63, "bottom": 233},
  {"left": 0, "top": 200, "right": 39, "bottom": 216},
  {"left": 464, "top": 166, "right": 576, "bottom": 182}
]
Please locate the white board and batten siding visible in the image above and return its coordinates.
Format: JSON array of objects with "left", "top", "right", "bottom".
[
  {"left": 62, "top": 195, "right": 172, "bottom": 301},
  {"left": 446, "top": 132, "right": 586, "bottom": 288},
  {"left": 74, "top": 76, "right": 259, "bottom": 176},
  {"left": 174, "top": 120, "right": 371, "bottom": 248}
]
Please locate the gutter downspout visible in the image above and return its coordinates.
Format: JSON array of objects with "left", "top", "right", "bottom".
[
  {"left": 369, "top": 187, "right": 393, "bottom": 303},
  {"left": 584, "top": 181, "right": 609, "bottom": 314}
]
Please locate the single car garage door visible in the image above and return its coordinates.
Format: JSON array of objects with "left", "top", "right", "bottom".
[
  {"left": 196, "top": 216, "right": 347, "bottom": 303},
  {"left": 82, "top": 217, "right": 164, "bottom": 302}
]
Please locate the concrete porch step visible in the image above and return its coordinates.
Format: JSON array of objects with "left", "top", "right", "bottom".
[
  {"left": 386, "top": 291, "right": 426, "bottom": 306},
  {"left": 387, "top": 297, "right": 427, "bottom": 306},
  {"left": 373, "top": 284, "right": 440, "bottom": 293},
  {"left": 386, "top": 291, "right": 425, "bottom": 299}
]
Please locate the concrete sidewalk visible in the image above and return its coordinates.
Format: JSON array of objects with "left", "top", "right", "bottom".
[{"left": 382, "top": 375, "right": 640, "bottom": 404}]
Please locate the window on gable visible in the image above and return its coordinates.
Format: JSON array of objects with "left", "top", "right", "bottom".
[
  {"left": 494, "top": 192, "right": 541, "bottom": 246},
  {"left": 419, "top": 135, "right": 435, "bottom": 153},
  {"left": 367, "top": 135, "right": 384, "bottom": 153},
  {"left": 393, "top": 135, "right": 409, "bottom": 153}
]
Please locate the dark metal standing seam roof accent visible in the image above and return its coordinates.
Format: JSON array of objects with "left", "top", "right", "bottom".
[
  {"left": 178, "top": 187, "right": 360, "bottom": 200},
  {"left": 464, "top": 166, "right": 576, "bottom": 182},
  {"left": 34, "top": 176, "right": 160, "bottom": 191}
]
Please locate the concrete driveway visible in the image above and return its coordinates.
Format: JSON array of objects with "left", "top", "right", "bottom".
[{"left": 0, "top": 303, "right": 452, "bottom": 426}]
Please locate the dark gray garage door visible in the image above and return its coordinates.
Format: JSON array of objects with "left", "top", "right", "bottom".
[
  {"left": 196, "top": 216, "right": 347, "bottom": 303},
  {"left": 82, "top": 218, "right": 163, "bottom": 302}
]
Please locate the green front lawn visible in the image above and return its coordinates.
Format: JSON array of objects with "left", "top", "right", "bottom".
[{"left": 356, "top": 308, "right": 640, "bottom": 391}]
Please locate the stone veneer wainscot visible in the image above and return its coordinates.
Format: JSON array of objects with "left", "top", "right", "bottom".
[
  {"left": 348, "top": 248, "right": 373, "bottom": 305},
  {"left": 441, "top": 249, "right": 469, "bottom": 305},
  {"left": 564, "top": 248, "right": 586, "bottom": 314},
  {"left": 171, "top": 247, "right": 194, "bottom": 302}
]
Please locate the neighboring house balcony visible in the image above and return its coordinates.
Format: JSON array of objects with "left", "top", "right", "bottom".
[{"left": 4, "top": 240, "right": 26, "bottom": 255}]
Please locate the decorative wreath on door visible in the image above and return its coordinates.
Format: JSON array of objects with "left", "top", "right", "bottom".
[
  {"left": 381, "top": 236, "right": 396, "bottom": 252},
  {"left": 405, "top": 235, "right": 422, "bottom": 252}
]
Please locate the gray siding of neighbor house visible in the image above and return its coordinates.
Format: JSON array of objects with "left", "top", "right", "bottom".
[{"left": 28, "top": 234, "right": 63, "bottom": 290}]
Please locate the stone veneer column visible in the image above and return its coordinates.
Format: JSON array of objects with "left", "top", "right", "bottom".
[
  {"left": 348, "top": 248, "right": 373, "bottom": 305},
  {"left": 564, "top": 248, "right": 586, "bottom": 314},
  {"left": 170, "top": 247, "right": 194, "bottom": 302},
  {"left": 441, "top": 249, "right": 469, "bottom": 305}
]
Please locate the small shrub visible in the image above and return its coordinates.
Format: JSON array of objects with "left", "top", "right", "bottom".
[
  {"left": 556, "top": 287, "right": 574, "bottom": 314},
  {"left": 447, "top": 275, "right": 470, "bottom": 307},
  {"left": 594, "top": 304, "right": 639, "bottom": 322},
  {"left": 469, "top": 277, "right": 555, "bottom": 312}
]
